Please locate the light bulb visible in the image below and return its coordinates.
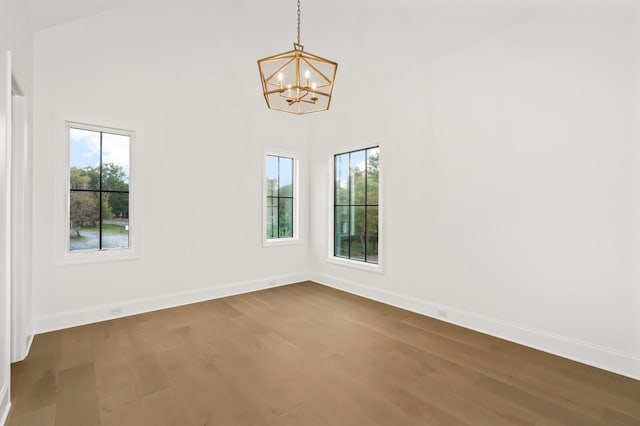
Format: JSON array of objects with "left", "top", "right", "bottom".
[{"left": 304, "top": 70, "right": 310, "bottom": 87}]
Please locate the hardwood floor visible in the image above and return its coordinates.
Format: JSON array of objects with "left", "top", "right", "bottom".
[{"left": 7, "top": 281, "right": 640, "bottom": 425}]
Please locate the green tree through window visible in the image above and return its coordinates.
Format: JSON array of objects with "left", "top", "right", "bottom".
[{"left": 334, "top": 147, "right": 379, "bottom": 264}]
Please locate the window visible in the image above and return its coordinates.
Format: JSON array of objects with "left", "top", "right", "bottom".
[
  {"left": 266, "top": 154, "right": 295, "bottom": 240},
  {"left": 68, "top": 124, "right": 131, "bottom": 252},
  {"left": 334, "top": 147, "right": 379, "bottom": 264}
]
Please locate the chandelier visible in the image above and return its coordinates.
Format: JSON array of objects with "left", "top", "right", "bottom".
[{"left": 257, "top": 0, "right": 338, "bottom": 115}]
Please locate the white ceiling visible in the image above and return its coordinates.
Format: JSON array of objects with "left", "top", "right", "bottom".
[
  {"left": 25, "top": 0, "right": 566, "bottom": 33},
  {"left": 26, "top": 0, "right": 136, "bottom": 31},
  {"left": 25, "top": 0, "right": 596, "bottom": 83}
]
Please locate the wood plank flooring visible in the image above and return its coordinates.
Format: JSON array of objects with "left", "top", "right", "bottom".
[{"left": 7, "top": 281, "right": 640, "bottom": 425}]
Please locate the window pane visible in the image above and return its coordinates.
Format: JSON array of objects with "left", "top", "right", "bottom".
[
  {"left": 101, "top": 196, "right": 129, "bottom": 250},
  {"left": 350, "top": 206, "right": 366, "bottom": 261},
  {"left": 366, "top": 147, "right": 379, "bottom": 205},
  {"left": 101, "top": 133, "right": 130, "bottom": 191},
  {"left": 366, "top": 206, "right": 378, "bottom": 264},
  {"left": 267, "top": 206, "right": 278, "bottom": 239},
  {"left": 334, "top": 206, "right": 349, "bottom": 257},
  {"left": 266, "top": 155, "right": 296, "bottom": 240},
  {"left": 334, "top": 146, "right": 379, "bottom": 263},
  {"left": 279, "top": 157, "right": 293, "bottom": 197},
  {"left": 69, "top": 125, "right": 134, "bottom": 253},
  {"left": 335, "top": 153, "right": 349, "bottom": 205},
  {"left": 350, "top": 150, "right": 366, "bottom": 205},
  {"left": 266, "top": 155, "right": 279, "bottom": 197},
  {"left": 70, "top": 128, "right": 100, "bottom": 190},
  {"left": 278, "top": 198, "right": 293, "bottom": 238},
  {"left": 70, "top": 167, "right": 98, "bottom": 191},
  {"left": 107, "top": 192, "right": 129, "bottom": 220},
  {"left": 69, "top": 191, "right": 100, "bottom": 251}
]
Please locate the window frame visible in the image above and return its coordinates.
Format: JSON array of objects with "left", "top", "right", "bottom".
[
  {"left": 327, "top": 144, "right": 383, "bottom": 273},
  {"left": 59, "top": 121, "right": 140, "bottom": 264},
  {"left": 262, "top": 146, "right": 301, "bottom": 247}
]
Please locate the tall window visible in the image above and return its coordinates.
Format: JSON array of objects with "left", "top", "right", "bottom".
[
  {"left": 69, "top": 125, "right": 131, "bottom": 252},
  {"left": 266, "top": 155, "right": 294, "bottom": 239},
  {"left": 334, "top": 147, "right": 379, "bottom": 264}
]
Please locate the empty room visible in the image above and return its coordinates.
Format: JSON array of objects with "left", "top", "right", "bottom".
[{"left": 1, "top": 0, "right": 639, "bottom": 424}]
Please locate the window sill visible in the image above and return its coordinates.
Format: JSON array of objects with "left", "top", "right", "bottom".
[
  {"left": 326, "top": 256, "right": 383, "bottom": 273},
  {"left": 262, "top": 238, "right": 302, "bottom": 248},
  {"left": 56, "top": 248, "right": 141, "bottom": 266}
]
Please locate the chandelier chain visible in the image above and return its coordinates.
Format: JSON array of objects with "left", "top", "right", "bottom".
[{"left": 297, "top": 0, "right": 301, "bottom": 45}]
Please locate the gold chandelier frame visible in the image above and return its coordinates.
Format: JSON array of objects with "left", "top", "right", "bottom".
[{"left": 257, "top": 1, "right": 338, "bottom": 115}]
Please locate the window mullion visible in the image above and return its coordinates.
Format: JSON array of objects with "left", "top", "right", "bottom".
[
  {"left": 348, "top": 152, "right": 352, "bottom": 260},
  {"left": 335, "top": 156, "right": 338, "bottom": 256},
  {"left": 98, "top": 131, "right": 103, "bottom": 250},
  {"left": 364, "top": 152, "right": 368, "bottom": 263},
  {"left": 277, "top": 157, "right": 280, "bottom": 238}
]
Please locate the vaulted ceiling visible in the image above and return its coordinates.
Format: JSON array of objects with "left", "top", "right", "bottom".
[
  {"left": 26, "top": 0, "right": 565, "bottom": 42},
  {"left": 25, "top": 0, "right": 575, "bottom": 97},
  {"left": 26, "top": 0, "right": 134, "bottom": 31}
]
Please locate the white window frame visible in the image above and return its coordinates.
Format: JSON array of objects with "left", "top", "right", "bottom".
[
  {"left": 262, "top": 146, "right": 301, "bottom": 247},
  {"left": 57, "top": 121, "right": 140, "bottom": 264},
  {"left": 327, "top": 144, "right": 383, "bottom": 273}
]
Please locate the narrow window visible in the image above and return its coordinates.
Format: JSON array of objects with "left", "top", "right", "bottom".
[
  {"left": 69, "top": 125, "right": 131, "bottom": 252},
  {"left": 334, "top": 147, "right": 379, "bottom": 264},
  {"left": 266, "top": 155, "right": 294, "bottom": 239}
]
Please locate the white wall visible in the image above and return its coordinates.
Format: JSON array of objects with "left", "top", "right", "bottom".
[
  {"left": 30, "top": 0, "right": 640, "bottom": 381},
  {"left": 310, "top": 0, "right": 640, "bottom": 379},
  {"left": 32, "top": 0, "right": 312, "bottom": 332},
  {"left": 0, "top": 0, "right": 32, "bottom": 84}
]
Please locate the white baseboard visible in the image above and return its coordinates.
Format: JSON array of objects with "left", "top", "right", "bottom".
[
  {"left": 34, "top": 272, "right": 308, "bottom": 334},
  {"left": 23, "top": 333, "right": 33, "bottom": 360},
  {"left": 31, "top": 270, "right": 640, "bottom": 381},
  {"left": 311, "top": 272, "right": 640, "bottom": 381},
  {"left": 11, "top": 332, "right": 34, "bottom": 363},
  {"left": 0, "top": 383, "right": 10, "bottom": 426}
]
